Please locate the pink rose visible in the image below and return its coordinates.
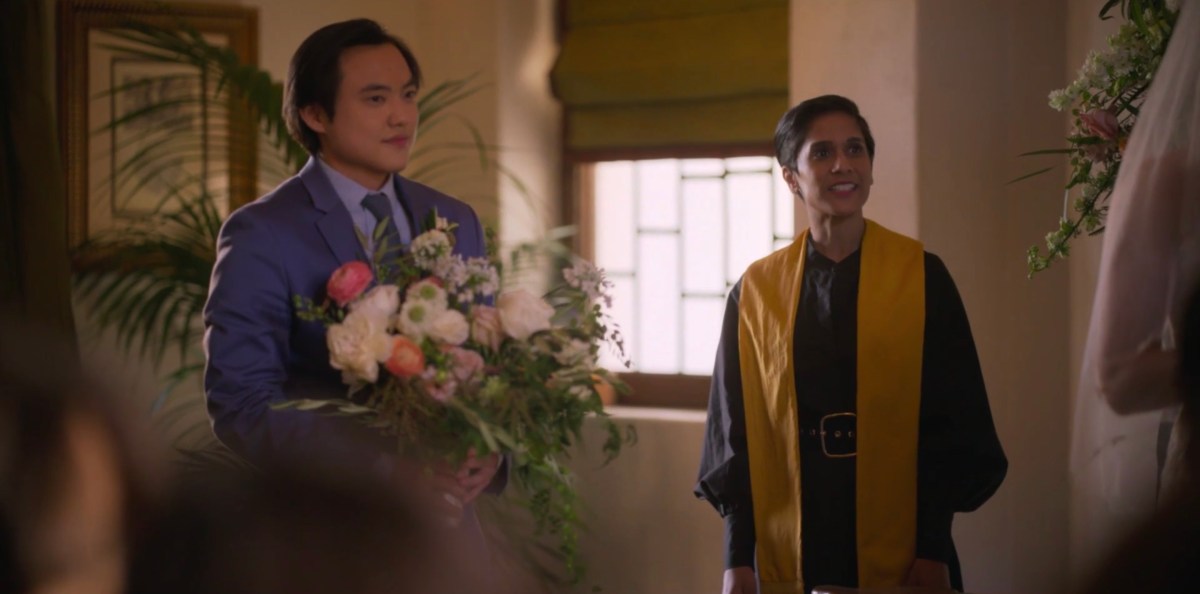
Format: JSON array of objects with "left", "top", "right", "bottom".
[
  {"left": 1080, "top": 109, "right": 1120, "bottom": 141},
  {"left": 421, "top": 367, "right": 458, "bottom": 403},
  {"left": 444, "top": 346, "right": 485, "bottom": 384},
  {"left": 385, "top": 335, "right": 425, "bottom": 378},
  {"left": 470, "top": 305, "right": 503, "bottom": 351},
  {"left": 327, "top": 261, "right": 373, "bottom": 307}
]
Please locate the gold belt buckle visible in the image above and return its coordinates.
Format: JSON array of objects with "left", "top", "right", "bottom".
[{"left": 819, "top": 412, "right": 857, "bottom": 458}]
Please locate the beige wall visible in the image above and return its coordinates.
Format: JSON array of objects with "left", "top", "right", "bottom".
[
  {"left": 791, "top": 1, "right": 1073, "bottom": 592},
  {"left": 790, "top": 0, "right": 918, "bottom": 237},
  {"left": 916, "top": 3, "right": 1071, "bottom": 592},
  {"left": 495, "top": 0, "right": 562, "bottom": 251},
  {"left": 564, "top": 410, "right": 723, "bottom": 594}
]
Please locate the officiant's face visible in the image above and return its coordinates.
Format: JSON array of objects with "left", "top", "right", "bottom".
[
  {"left": 300, "top": 43, "right": 419, "bottom": 190},
  {"left": 783, "top": 111, "right": 873, "bottom": 218}
]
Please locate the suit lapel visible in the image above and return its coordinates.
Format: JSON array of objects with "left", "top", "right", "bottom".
[
  {"left": 299, "top": 158, "right": 368, "bottom": 264},
  {"left": 396, "top": 176, "right": 431, "bottom": 237}
]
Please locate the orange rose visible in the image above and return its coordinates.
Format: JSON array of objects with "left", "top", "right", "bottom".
[{"left": 385, "top": 335, "right": 425, "bottom": 378}]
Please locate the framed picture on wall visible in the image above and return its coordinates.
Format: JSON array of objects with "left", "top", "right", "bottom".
[{"left": 57, "top": 0, "right": 259, "bottom": 250}]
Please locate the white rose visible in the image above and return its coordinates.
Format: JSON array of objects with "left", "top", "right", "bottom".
[
  {"left": 497, "top": 289, "right": 554, "bottom": 340},
  {"left": 349, "top": 285, "right": 399, "bottom": 327},
  {"left": 327, "top": 310, "right": 392, "bottom": 384},
  {"left": 427, "top": 309, "right": 470, "bottom": 346}
]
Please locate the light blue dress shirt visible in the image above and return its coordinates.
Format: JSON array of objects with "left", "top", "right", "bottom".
[{"left": 315, "top": 157, "right": 413, "bottom": 251}]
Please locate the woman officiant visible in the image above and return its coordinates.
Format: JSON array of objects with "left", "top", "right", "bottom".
[{"left": 695, "top": 95, "right": 1008, "bottom": 594}]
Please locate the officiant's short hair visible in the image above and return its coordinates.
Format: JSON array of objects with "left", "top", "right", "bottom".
[
  {"left": 774, "top": 95, "right": 877, "bottom": 169},
  {"left": 284, "top": 18, "right": 423, "bottom": 155}
]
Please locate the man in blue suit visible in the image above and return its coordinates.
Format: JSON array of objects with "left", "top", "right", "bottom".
[{"left": 203, "top": 19, "right": 502, "bottom": 512}]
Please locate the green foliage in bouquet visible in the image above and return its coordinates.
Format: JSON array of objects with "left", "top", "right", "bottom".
[
  {"left": 277, "top": 211, "right": 635, "bottom": 583},
  {"left": 1016, "top": 0, "right": 1178, "bottom": 274}
]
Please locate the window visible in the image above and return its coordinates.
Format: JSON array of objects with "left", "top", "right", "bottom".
[{"left": 580, "top": 156, "right": 795, "bottom": 407}]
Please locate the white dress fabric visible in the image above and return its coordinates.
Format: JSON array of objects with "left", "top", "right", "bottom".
[{"left": 1071, "top": 0, "right": 1200, "bottom": 580}]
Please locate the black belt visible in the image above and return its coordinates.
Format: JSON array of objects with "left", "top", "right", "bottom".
[{"left": 800, "top": 412, "right": 856, "bottom": 458}]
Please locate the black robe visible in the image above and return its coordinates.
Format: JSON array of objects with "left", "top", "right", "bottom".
[{"left": 695, "top": 242, "right": 1007, "bottom": 592}]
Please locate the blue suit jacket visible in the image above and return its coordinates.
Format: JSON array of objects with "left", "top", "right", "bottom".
[{"left": 203, "top": 158, "right": 487, "bottom": 467}]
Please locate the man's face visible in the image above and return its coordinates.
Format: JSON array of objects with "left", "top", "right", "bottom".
[
  {"left": 782, "top": 111, "right": 873, "bottom": 219},
  {"left": 300, "top": 43, "right": 419, "bottom": 189}
]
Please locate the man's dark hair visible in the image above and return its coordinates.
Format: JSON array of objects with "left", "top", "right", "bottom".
[
  {"left": 773, "top": 94, "right": 876, "bottom": 170},
  {"left": 284, "top": 18, "right": 423, "bottom": 156}
]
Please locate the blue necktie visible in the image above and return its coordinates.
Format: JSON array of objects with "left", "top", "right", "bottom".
[{"left": 361, "top": 193, "right": 405, "bottom": 258}]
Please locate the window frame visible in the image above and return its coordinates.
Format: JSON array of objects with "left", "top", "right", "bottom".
[{"left": 564, "top": 144, "right": 777, "bottom": 409}]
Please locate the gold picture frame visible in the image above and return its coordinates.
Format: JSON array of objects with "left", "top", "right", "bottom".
[{"left": 57, "top": 0, "right": 259, "bottom": 249}]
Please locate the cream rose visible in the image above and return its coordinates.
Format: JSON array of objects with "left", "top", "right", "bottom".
[
  {"left": 497, "top": 289, "right": 554, "bottom": 340},
  {"left": 327, "top": 310, "right": 392, "bottom": 384},
  {"left": 349, "top": 285, "right": 399, "bottom": 327},
  {"left": 427, "top": 309, "right": 469, "bottom": 346}
]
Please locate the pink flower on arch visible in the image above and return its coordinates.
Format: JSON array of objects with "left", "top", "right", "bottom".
[{"left": 1080, "top": 109, "right": 1119, "bottom": 141}]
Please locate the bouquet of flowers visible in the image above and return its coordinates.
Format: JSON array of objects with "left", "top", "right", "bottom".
[
  {"left": 1019, "top": 0, "right": 1178, "bottom": 274},
  {"left": 278, "top": 211, "right": 632, "bottom": 581}
]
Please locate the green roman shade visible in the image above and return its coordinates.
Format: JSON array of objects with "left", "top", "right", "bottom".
[{"left": 552, "top": 0, "right": 789, "bottom": 155}]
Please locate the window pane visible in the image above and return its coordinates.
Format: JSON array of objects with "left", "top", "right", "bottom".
[
  {"left": 589, "top": 156, "right": 792, "bottom": 375},
  {"left": 773, "top": 162, "right": 794, "bottom": 239},
  {"left": 683, "top": 296, "right": 725, "bottom": 375},
  {"left": 682, "top": 178, "right": 725, "bottom": 295},
  {"left": 726, "top": 173, "right": 772, "bottom": 277},
  {"left": 725, "top": 156, "right": 773, "bottom": 173},
  {"left": 681, "top": 158, "right": 724, "bottom": 177},
  {"left": 636, "top": 159, "right": 680, "bottom": 230},
  {"left": 637, "top": 233, "right": 680, "bottom": 373},
  {"left": 594, "top": 161, "right": 635, "bottom": 273}
]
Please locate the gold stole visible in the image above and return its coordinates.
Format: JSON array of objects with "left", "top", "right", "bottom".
[{"left": 737, "top": 220, "right": 925, "bottom": 593}]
